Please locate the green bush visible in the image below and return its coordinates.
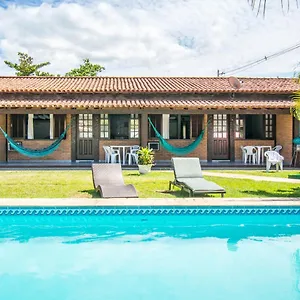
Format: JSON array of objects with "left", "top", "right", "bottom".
[{"left": 137, "top": 147, "right": 154, "bottom": 165}]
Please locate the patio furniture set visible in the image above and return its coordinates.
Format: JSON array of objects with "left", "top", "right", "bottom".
[{"left": 103, "top": 145, "right": 140, "bottom": 165}]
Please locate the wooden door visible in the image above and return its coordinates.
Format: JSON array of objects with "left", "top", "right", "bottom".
[
  {"left": 77, "top": 114, "right": 93, "bottom": 160},
  {"left": 212, "top": 114, "right": 229, "bottom": 160}
]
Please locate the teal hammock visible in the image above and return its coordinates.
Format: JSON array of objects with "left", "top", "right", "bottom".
[
  {"left": 0, "top": 124, "right": 70, "bottom": 158},
  {"left": 148, "top": 118, "right": 208, "bottom": 155}
]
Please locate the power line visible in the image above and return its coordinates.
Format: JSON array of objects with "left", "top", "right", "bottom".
[{"left": 219, "top": 41, "right": 300, "bottom": 76}]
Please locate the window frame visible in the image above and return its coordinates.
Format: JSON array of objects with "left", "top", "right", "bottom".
[
  {"left": 100, "top": 114, "right": 110, "bottom": 139},
  {"left": 169, "top": 114, "right": 191, "bottom": 140},
  {"left": 235, "top": 114, "right": 275, "bottom": 140}
]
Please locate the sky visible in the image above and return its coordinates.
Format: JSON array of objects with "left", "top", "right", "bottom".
[{"left": 0, "top": 0, "right": 300, "bottom": 77}]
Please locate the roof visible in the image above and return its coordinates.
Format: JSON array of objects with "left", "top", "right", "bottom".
[
  {"left": 0, "top": 76, "right": 299, "bottom": 94},
  {"left": 0, "top": 94, "right": 293, "bottom": 110}
]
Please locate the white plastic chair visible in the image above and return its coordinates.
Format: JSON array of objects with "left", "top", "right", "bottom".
[
  {"left": 126, "top": 145, "right": 140, "bottom": 165},
  {"left": 242, "top": 146, "right": 257, "bottom": 164},
  {"left": 240, "top": 146, "right": 245, "bottom": 162},
  {"left": 264, "top": 150, "right": 284, "bottom": 172},
  {"left": 103, "top": 146, "right": 110, "bottom": 163},
  {"left": 273, "top": 145, "right": 283, "bottom": 153},
  {"left": 107, "top": 146, "right": 121, "bottom": 164}
]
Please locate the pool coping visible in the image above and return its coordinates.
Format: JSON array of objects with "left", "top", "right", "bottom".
[{"left": 0, "top": 197, "right": 300, "bottom": 207}]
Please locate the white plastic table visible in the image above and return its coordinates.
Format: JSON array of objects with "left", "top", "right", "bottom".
[
  {"left": 110, "top": 145, "right": 132, "bottom": 164},
  {"left": 255, "top": 145, "right": 272, "bottom": 165}
]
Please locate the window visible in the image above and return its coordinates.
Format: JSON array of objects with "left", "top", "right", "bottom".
[
  {"left": 148, "top": 115, "right": 162, "bottom": 138},
  {"left": 54, "top": 115, "right": 66, "bottom": 138},
  {"left": 109, "top": 114, "right": 140, "bottom": 139},
  {"left": 236, "top": 114, "right": 275, "bottom": 140},
  {"left": 33, "top": 114, "right": 50, "bottom": 139},
  {"left": 191, "top": 115, "right": 203, "bottom": 138},
  {"left": 78, "top": 114, "right": 93, "bottom": 139},
  {"left": 235, "top": 114, "right": 245, "bottom": 139},
  {"left": 213, "top": 114, "right": 227, "bottom": 138},
  {"left": 11, "top": 114, "right": 65, "bottom": 140},
  {"left": 265, "top": 114, "right": 274, "bottom": 138},
  {"left": 130, "top": 114, "right": 139, "bottom": 138},
  {"left": 169, "top": 114, "right": 190, "bottom": 139},
  {"left": 110, "top": 115, "right": 129, "bottom": 139},
  {"left": 100, "top": 114, "right": 109, "bottom": 138},
  {"left": 11, "top": 114, "right": 27, "bottom": 138}
]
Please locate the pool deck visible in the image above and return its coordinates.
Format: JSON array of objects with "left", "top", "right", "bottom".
[{"left": 1, "top": 198, "right": 300, "bottom": 207}]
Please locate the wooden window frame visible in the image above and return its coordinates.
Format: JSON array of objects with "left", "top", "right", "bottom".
[
  {"left": 100, "top": 114, "right": 109, "bottom": 139},
  {"left": 11, "top": 114, "right": 27, "bottom": 139},
  {"left": 130, "top": 114, "right": 139, "bottom": 139},
  {"left": 169, "top": 114, "right": 191, "bottom": 140},
  {"left": 235, "top": 114, "right": 245, "bottom": 139},
  {"left": 54, "top": 115, "right": 66, "bottom": 139}
]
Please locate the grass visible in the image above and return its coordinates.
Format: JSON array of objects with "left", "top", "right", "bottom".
[
  {"left": 0, "top": 170, "right": 300, "bottom": 198},
  {"left": 207, "top": 169, "right": 300, "bottom": 179}
]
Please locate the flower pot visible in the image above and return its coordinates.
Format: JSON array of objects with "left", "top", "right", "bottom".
[{"left": 138, "top": 164, "right": 152, "bottom": 174}]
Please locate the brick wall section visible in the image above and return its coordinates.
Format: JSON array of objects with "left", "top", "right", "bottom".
[
  {"left": 0, "top": 114, "right": 6, "bottom": 162},
  {"left": 7, "top": 114, "right": 72, "bottom": 161},
  {"left": 99, "top": 116, "right": 208, "bottom": 162},
  {"left": 149, "top": 115, "right": 208, "bottom": 161},
  {"left": 276, "top": 114, "right": 293, "bottom": 162}
]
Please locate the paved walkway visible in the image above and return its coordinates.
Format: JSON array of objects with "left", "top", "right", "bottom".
[
  {"left": 203, "top": 171, "right": 300, "bottom": 184},
  {"left": 0, "top": 198, "right": 299, "bottom": 207}
]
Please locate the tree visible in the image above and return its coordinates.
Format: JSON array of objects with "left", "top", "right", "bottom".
[
  {"left": 35, "top": 71, "right": 58, "bottom": 76},
  {"left": 290, "top": 75, "right": 300, "bottom": 120},
  {"left": 65, "top": 58, "right": 105, "bottom": 77},
  {"left": 4, "top": 52, "right": 53, "bottom": 76}
]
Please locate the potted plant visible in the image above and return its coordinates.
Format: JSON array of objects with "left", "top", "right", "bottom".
[{"left": 137, "top": 147, "right": 154, "bottom": 174}]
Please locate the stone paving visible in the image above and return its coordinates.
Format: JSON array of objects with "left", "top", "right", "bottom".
[
  {"left": 0, "top": 197, "right": 299, "bottom": 207},
  {"left": 203, "top": 171, "right": 300, "bottom": 183}
]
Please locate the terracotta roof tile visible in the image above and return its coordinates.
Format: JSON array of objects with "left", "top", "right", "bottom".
[
  {"left": 0, "top": 76, "right": 299, "bottom": 94},
  {"left": 0, "top": 95, "right": 293, "bottom": 110}
]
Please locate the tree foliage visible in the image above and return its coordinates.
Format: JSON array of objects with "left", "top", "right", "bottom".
[
  {"left": 65, "top": 59, "right": 105, "bottom": 77},
  {"left": 4, "top": 52, "right": 53, "bottom": 76},
  {"left": 291, "top": 76, "right": 300, "bottom": 120}
]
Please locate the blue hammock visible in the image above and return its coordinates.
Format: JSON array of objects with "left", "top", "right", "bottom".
[
  {"left": 148, "top": 118, "right": 208, "bottom": 155},
  {"left": 0, "top": 125, "right": 70, "bottom": 158}
]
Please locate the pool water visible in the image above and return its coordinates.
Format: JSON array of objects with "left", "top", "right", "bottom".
[{"left": 0, "top": 210, "right": 299, "bottom": 300}]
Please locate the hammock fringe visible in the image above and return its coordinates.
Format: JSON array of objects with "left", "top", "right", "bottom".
[
  {"left": 0, "top": 124, "right": 70, "bottom": 158},
  {"left": 148, "top": 117, "right": 209, "bottom": 155}
]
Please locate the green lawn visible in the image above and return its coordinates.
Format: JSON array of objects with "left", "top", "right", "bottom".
[
  {"left": 207, "top": 169, "right": 300, "bottom": 179},
  {"left": 0, "top": 170, "right": 299, "bottom": 198}
]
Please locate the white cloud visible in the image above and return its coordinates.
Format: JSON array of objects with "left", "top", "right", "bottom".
[{"left": 0, "top": 0, "right": 299, "bottom": 77}]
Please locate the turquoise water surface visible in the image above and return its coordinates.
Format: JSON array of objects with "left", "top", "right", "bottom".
[{"left": 0, "top": 212, "right": 299, "bottom": 300}]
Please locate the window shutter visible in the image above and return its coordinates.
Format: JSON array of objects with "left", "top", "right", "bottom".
[
  {"left": 191, "top": 115, "right": 203, "bottom": 138},
  {"left": 54, "top": 115, "right": 66, "bottom": 138},
  {"left": 148, "top": 115, "right": 162, "bottom": 138},
  {"left": 11, "top": 114, "right": 25, "bottom": 138}
]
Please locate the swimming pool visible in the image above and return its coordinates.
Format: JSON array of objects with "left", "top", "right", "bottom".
[{"left": 0, "top": 206, "right": 299, "bottom": 300}]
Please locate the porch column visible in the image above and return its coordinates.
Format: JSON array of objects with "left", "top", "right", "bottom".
[
  {"left": 49, "top": 114, "right": 54, "bottom": 139},
  {"left": 93, "top": 114, "right": 100, "bottom": 162},
  {"left": 207, "top": 114, "right": 213, "bottom": 162},
  {"left": 141, "top": 113, "right": 148, "bottom": 147},
  {"left": 229, "top": 114, "right": 235, "bottom": 162},
  {"left": 71, "top": 115, "right": 77, "bottom": 162},
  {"left": 0, "top": 114, "right": 6, "bottom": 162},
  {"left": 162, "top": 114, "right": 170, "bottom": 139},
  {"left": 27, "top": 114, "right": 34, "bottom": 139},
  {"left": 276, "top": 114, "right": 293, "bottom": 163}
]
